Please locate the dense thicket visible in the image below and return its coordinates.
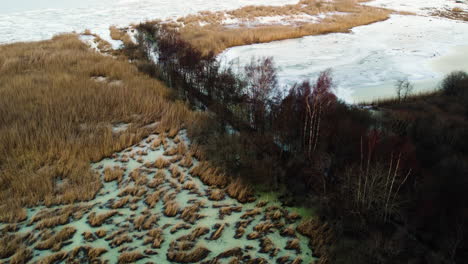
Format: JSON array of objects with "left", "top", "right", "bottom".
[{"left": 133, "top": 23, "right": 468, "bottom": 263}]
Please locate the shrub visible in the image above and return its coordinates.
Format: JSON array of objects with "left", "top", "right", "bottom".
[{"left": 441, "top": 71, "right": 468, "bottom": 96}]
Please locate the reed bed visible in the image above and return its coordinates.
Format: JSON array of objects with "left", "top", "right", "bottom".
[
  {"left": 0, "top": 34, "right": 199, "bottom": 222},
  {"left": 164, "top": 0, "right": 391, "bottom": 54}
]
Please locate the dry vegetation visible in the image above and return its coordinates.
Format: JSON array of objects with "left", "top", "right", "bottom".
[
  {"left": 109, "top": 26, "right": 134, "bottom": 47},
  {"left": 0, "top": 34, "right": 204, "bottom": 222},
  {"left": 160, "top": 0, "right": 391, "bottom": 54}
]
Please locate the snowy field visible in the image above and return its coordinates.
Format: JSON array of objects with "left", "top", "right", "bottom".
[
  {"left": 219, "top": 13, "right": 468, "bottom": 103},
  {"left": 0, "top": 0, "right": 297, "bottom": 44}
]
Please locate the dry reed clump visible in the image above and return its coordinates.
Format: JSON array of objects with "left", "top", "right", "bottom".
[
  {"left": 37, "top": 251, "right": 67, "bottom": 264},
  {"left": 35, "top": 226, "right": 77, "bottom": 251},
  {"left": 109, "top": 25, "right": 134, "bottom": 47},
  {"left": 103, "top": 167, "right": 125, "bottom": 183},
  {"left": 154, "top": 158, "right": 171, "bottom": 169},
  {"left": 259, "top": 237, "right": 276, "bottom": 254},
  {"left": 112, "top": 196, "right": 130, "bottom": 209},
  {"left": 117, "top": 251, "right": 145, "bottom": 264},
  {"left": 119, "top": 186, "right": 147, "bottom": 197},
  {"left": 280, "top": 225, "right": 296, "bottom": 237},
  {"left": 68, "top": 246, "right": 108, "bottom": 260},
  {"left": 129, "top": 169, "right": 148, "bottom": 185},
  {"left": 226, "top": 178, "right": 255, "bottom": 203},
  {"left": 183, "top": 181, "right": 197, "bottom": 191},
  {"left": 170, "top": 222, "right": 192, "bottom": 234},
  {"left": 0, "top": 234, "right": 24, "bottom": 259},
  {"left": 296, "top": 218, "right": 335, "bottom": 260},
  {"left": 189, "top": 144, "right": 205, "bottom": 161},
  {"left": 247, "top": 231, "right": 261, "bottom": 240},
  {"left": 169, "top": 165, "right": 182, "bottom": 179},
  {"left": 285, "top": 238, "right": 301, "bottom": 253},
  {"left": 167, "top": 246, "right": 211, "bottom": 263},
  {"left": 95, "top": 229, "right": 107, "bottom": 238},
  {"left": 254, "top": 221, "right": 275, "bottom": 234},
  {"left": 0, "top": 34, "right": 204, "bottom": 222},
  {"left": 240, "top": 208, "right": 262, "bottom": 219},
  {"left": 111, "top": 234, "right": 133, "bottom": 247},
  {"left": 145, "top": 189, "right": 164, "bottom": 208},
  {"left": 147, "top": 176, "right": 165, "bottom": 188},
  {"left": 133, "top": 215, "right": 147, "bottom": 230},
  {"left": 164, "top": 147, "right": 179, "bottom": 156},
  {"left": 208, "top": 189, "right": 225, "bottom": 201},
  {"left": 179, "top": 154, "right": 194, "bottom": 168},
  {"left": 9, "top": 247, "right": 32, "bottom": 264},
  {"left": 88, "top": 211, "right": 118, "bottom": 227},
  {"left": 142, "top": 214, "right": 159, "bottom": 230},
  {"left": 145, "top": 228, "right": 164, "bottom": 248},
  {"left": 180, "top": 203, "right": 204, "bottom": 224},
  {"left": 219, "top": 206, "right": 242, "bottom": 219},
  {"left": 164, "top": 201, "right": 180, "bottom": 217},
  {"left": 208, "top": 223, "right": 226, "bottom": 240},
  {"left": 82, "top": 231, "right": 96, "bottom": 242},
  {"left": 161, "top": 0, "right": 391, "bottom": 55},
  {"left": 189, "top": 161, "right": 228, "bottom": 187}
]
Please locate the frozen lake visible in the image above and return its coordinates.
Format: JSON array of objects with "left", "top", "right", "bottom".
[
  {"left": 0, "top": 0, "right": 297, "bottom": 44},
  {"left": 2, "top": 0, "right": 467, "bottom": 102},
  {"left": 219, "top": 14, "right": 468, "bottom": 103}
]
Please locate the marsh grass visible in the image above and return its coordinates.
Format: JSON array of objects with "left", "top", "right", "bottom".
[
  {"left": 161, "top": 0, "right": 391, "bottom": 54},
  {"left": 35, "top": 226, "right": 77, "bottom": 251},
  {"left": 117, "top": 251, "right": 144, "bottom": 264},
  {"left": 0, "top": 34, "right": 203, "bottom": 222}
]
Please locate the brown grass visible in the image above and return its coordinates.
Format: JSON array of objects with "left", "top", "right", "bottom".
[
  {"left": 169, "top": 165, "right": 182, "bottom": 178},
  {"left": 0, "top": 234, "right": 24, "bottom": 259},
  {"left": 190, "top": 161, "right": 228, "bottom": 187},
  {"left": 10, "top": 247, "right": 32, "bottom": 264},
  {"left": 110, "top": 25, "right": 134, "bottom": 47},
  {"left": 179, "top": 155, "right": 194, "bottom": 168},
  {"left": 0, "top": 34, "right": 202, "bottom": 222},
  {"left": 167, "top": 247, "right": 211, "bottom": 263},
  {"left": 226, "top": 178, "right": 255, "bottom": 203},
  {"left": 145, "top": 190, "right": 164, "bottom": 208},
  {"left": 37, "top": 251, "right": 67, "bottom": 264},
  {"left": 159, "top": 0, "right": 391, "bottom": 55},
  {"left": 118, "top": 251, "right": 145, "bottom": 264},
  {"left": 154, "top": 158, "right": 171, "bottom": 169},
  {"left": 142, "top": 214, "right": 159, "bottom": 230},
  {"left": 112, "top": 196, "right": 130, "bottom": 209},
  {"left": 88, "top": 211, "right": 118, "bottom": 227},
  {"left": 95, "top": 229, "right": 107, "bottom": 238},
  {"left": 104, "top": 167, "right": 125, "bottom": 183},
  {"left": 35, "top": 226, "right": 76, "bottom": 251},
  {"left": 111, "top": 234, "right": 133, "bottom": 247},
  {"left": 146, "top": 228, "right": 164, "bottom": 248},
  {"left": 208, "top": 189, "right": 225, "bottom": 201},
  {"left": 130, "top": 169, "right": 149, "bottom": 185},
  {"left": 164, "top": 201, "right": 180, "bottom": 217}
]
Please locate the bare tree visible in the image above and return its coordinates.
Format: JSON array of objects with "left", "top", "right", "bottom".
[
  {"left": 395, "top": 78, "right": 414, "bottom": 102},
  {"left": 243, "top": 57, "right": 279, "bottom": 132}
]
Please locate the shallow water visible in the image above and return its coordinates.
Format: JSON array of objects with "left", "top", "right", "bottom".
[{"left": 0, "top": 130, "right": 316, "bottom": 263}]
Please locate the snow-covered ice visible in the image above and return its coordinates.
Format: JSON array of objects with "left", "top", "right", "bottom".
[
  {"left": 0, "top": 0, "right": 298, "bottom": 45},
  {"left": 219, "top": 14, "right": 468, "bottom": 103},
  {"left": 220, "top": 12, "right": 348, "bottom": 28},
  {"left": 364, "top": 0, "right": 468, "bottom": 16}
]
